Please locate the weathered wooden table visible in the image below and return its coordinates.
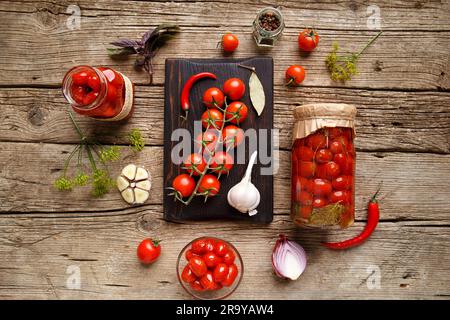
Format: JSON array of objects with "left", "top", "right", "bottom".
[{"left": 1, "top": 0, "right": 449, "bottom": 300}]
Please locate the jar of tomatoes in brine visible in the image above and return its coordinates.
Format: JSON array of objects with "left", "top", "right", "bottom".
[
  {"left": 291, "top": 103, "right": 357, "bottom": 228},
  {"left": 62, "top": 65, "right": 134, "bottom": 121}
]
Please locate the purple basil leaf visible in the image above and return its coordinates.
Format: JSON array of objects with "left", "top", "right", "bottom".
[{"left": 110, "top": 39, "right": 141, "bottom": 50}]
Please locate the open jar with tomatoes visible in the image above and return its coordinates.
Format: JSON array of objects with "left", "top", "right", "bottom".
[
  {"left": 62, "top": 65, "right": 134, "bottom": 121},
  {"left": 291, "top": 104, "right": 357, "bottom": 228}
]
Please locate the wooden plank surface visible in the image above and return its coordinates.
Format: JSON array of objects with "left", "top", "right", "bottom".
[{"left": 0, "top": 0, "right": 449, "bottom": 300}]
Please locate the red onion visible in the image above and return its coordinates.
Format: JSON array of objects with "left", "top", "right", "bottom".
[{"left": 272, "top": 234, "right": 307, "bottom": 280}]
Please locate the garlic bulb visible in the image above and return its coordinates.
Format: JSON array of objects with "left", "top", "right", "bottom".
[
  {"left": 117, "top": 164, "right": 151, "bottom": 205},
  {"left": 227, "top": 151, "right": 260, "bottom": 216}
]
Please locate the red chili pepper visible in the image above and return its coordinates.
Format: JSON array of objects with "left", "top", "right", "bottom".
[
  {"left": 322, "top": 189, "right": 380, "bottom": 250},
  {"left": 180, "top": 72, "right": 217, "bottom": 119}
]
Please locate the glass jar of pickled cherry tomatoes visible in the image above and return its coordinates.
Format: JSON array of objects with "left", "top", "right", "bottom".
[
  {"left": 291, "top": 103, "right": 357, "bottom": 228},
  {"left": 62, "top": 65, "right": 134, "bottom": 121}
]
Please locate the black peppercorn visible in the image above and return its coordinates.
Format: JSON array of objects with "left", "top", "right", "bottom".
[{"left": 259, "top": 11, "right": 281, "bottom": 31}]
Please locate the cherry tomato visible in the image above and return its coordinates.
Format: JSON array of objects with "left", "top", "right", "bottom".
[
  {"left": 82, "top": 91, "right": 98, "bottom": 105},
  {"left": 297, "top": 146, "right": 314, "bottom": 161},
  {"left": 172, "top": 174, "right": 195, "bottom": 198},
  {"left": 87, "top": 74, "right": 101, "bottom": 92},
  {"left": 223, "top": 78, "right": 245, "bottom": 101},
  {"left": 222, "top": 250, "right": 235, "bottom": 265},
  {"left": 299, "top": 161, "right": 316, "bottom": 178},
  {"left": 203, "top": 87, "right": 225, "bottom": 108},
  {"left": 196, "top": 130, "right": 219, "bottom": 154},
  {"left": 183, "top": 153, "right": 206, "bottom": 176},
  {"left": 198, "top": 174, "right": 220, "bottom": 196},
  {"left": 226, "top": 101, "right": 248, "bottom": 124},
  {"left": 330, "top": 140, "right": 345, "bottom": 154},
  {"left": 315, "top": 164, "right": 327, "bottom": 179},
  {"left": 298, "top": 28, "right": 319, "bottom": 52},
  {"left": 201, "top": 109, "right": 224, "bottom": 130},
  {"left": 333, "top": 153, "right": 349, "bottom": 172},
  {"left": 300, "top": 205, "right": 313, "bottom": 219},
  {"left": 191, "top": 239, "right": 208, "bottom": 254},
  {"left": 332, "top": 175, "right": 351, "bottom": 191},
  {"left": 285, "top": 65, "right": 306, "bottom": 86},
  {"left": 189, "top": 279, "right": 205, "bottom": 292},
  {"left": 330, "top": 190, "right": 351, "bottom": 205},
  {"left": 71, "top": 85, "right": 85, "bottom": 104},
  {"left": 203, "top": 252, "right": 222, "bottom": 268},
  {"left": 313, "top": 197, "right": 328, "bottom": 208},
  {"left": 312, "top": 178, "right": 332, "bottom": 196},
  {"left": 72, "top": 71, "right": 89, "bottom": 86},
  {"left": 343, "top": 157, "right": 355, "bottom": 175},
  {"left": 185, "top": 249, "right": 197, "bottom": 261},
  {"left": 199, "top": 271, "right": 216, "bottom": 290},
  {"left": 213, "top": 263, "right": 229, "bottom": 282},
  {"left": 189, "top": 256, "right": 207, "bottom": 277},
  {"left": 211, "top": 282, "right": 223, "bottom": 291},
  {"left": 299, "top": 177, "right": 313, "bottom": 192},
  {"left": 136, "top": 238, "right": 161, "bottom": 264},
  {"left": 221, "top": 263, "right": 238, "bottom": 287},
  {"left": 315, "top": 149, "right": 333, "bottom": 164},
  {"left": 221, "top": 33, "right": 239, "bottom": 53},
  {"left": 222, "top": 125, "right": 244, "bottom": 147},
  {"left": 204, "top": 238, "right": 216, "bottom": 252},
  {"left": 327, "top": 127, "right": 345, "bottom": 139},
  {"left": 324, "top": 161, "right": 341, "bottom": 179},
  {"left": 306, "top": 133, "right": 327, "bottom": 150},
  {"left": 181, "top": 265, "right": 196, "bottom": 283},
  {"left": 210, "top": 151, "right": 234, "bottom": 175},
  {"left": 214, "top": 240, "right": 229, "bottom": 257},
  {"left": 295, "top": 191, "right": 313, "bottom": 206}
]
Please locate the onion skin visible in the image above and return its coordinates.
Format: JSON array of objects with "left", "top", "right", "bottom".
[{"left": 272, "top": 234, "right": 307, "bottom": 280}]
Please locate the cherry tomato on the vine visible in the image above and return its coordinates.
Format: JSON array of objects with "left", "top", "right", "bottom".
[
  {"left": 221, "top": 33, "right": 239, "bottom": 53},
  {"left": 226, "top": 101, "right": 248, "bottom": 124},
  {"left": 285, "top": 65, "right": 306, "bottom": 86},
  {"left": 223, "top": 78, "right": 245, "bottom": 100},
  {"left": 210, "top": 151, "right": 234, "bottom": 175},
  {"left": 298, "top": 28, "right": 319, "bottom": 52},
  {"left": 172, "top": 174, "right": 196, "bottom": 198},
  {"left": 203, "top": 87, "right": 225, "bottom": 108},
  {"left": 198, "top": 174, "right": 221, "bottom": 196},
  {"left": 183, "top": 153, "right": 207, "bottom": 176},
  {"left": 196, "top": 130, "right": 219, "bottom": 154},
  {"left": 137, "top": 238, "right": 161, "bottom": 264},
  {"left": 201, "top": 108, "right": 224, "bottom": 130},
  {"left": 222, "top": 125, "right": 244, "bottom": 147}
]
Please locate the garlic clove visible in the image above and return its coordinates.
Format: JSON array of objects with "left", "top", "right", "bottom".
[
  {"left": 135, "top": 167, "right": 149, "bottom": 181},
  {"left": 122, "top": 164, "right": 137, "bottom": 180},
  {"left": 116, "top": 176, "right": 130, "bottom": 192},
  {"left": 121, "top": 188, "right": 135, "bottom": 204},
  {"left": 134, "top": 188, "right": 150, "bottom": 204},
  {"left": 136, "top": 180, "right": 151, "bottom": 191}
]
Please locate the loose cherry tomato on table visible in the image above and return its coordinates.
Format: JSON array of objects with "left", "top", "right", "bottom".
[
  {"left": 221, "top": 263, "right": 238, "bottom": 287},
  {"left": 222, "top": 125, "right": 245, "bottom": 147},
  {"left": 183, "top": 153, "right": 206, "bottom": 176},
  {"left": 203, "top": 87, "right": 225, "bottom": 108},
  {"left": 223, "top": 78, "right": 245, "bottom": 100},
  {"left": 298, "top": 28, "right": 320, "bottom": 52},
  {"left": 201, "top": 108, "right": 224, "bottom": 130},
  {"left": 189, "top": 256, "right": 208, "bottom": 277},
  {"left": 198, "top": 174, "right": 221, "bottom": 196},
  {"left": 181, "top": 265, "right": 196, "bottom": 283},
  {"left": 285, "top": 65, "right": 306, "bottom": 86},
  {"left": 172, "top": 174, "right": 196, "bottom": 198},
  {"left": 221, "top": 33, "right": 239, "bottom": 53},
  {"left": 137, "top": 238, "right": 161, "bottom": 264},
  {"left": 210, "top": 151, "right": 234, "bottom": 175},
  {"left": 226, "top": 101, "right": 248, "bottom": 124},
  {"left": 213, "top": 263, "right": 229, "bottom": 282}
]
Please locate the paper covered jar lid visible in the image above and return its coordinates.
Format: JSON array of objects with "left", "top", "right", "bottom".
[{"left": 293, "top": 103, "right": 357, "bottom": 142}]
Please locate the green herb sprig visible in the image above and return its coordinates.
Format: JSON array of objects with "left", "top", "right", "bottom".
[
  {"left": 325, "top": 31, "right": 382, "bottom": 82},
  {"left": 128, "top": 128, "right": 145, "bottom": 152}
]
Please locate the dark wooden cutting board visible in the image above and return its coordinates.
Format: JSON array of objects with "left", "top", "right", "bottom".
[{"left": 163, "top": 57, "right": 274, "bottom": 223}]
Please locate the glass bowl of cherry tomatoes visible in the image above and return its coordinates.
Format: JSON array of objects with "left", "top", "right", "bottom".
[{"left": 176, "top": 237, "right": 243, "bottom": 300}]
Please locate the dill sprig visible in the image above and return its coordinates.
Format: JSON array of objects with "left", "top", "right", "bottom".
[
  {"left": 128, "top": 128, "right": 145, "bottom": 152},
  {"left": 99, "top": 146, "right": 121, "bottom": 163},
  {"left": 325, "top": 31, "right": 382, "bottom": 82}
]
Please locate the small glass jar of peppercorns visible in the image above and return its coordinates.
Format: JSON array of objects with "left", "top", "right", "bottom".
[{"left": 252, "top": 7, "right": 285, "bottom": 47}]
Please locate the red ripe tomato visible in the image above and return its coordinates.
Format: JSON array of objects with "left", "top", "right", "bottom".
[
  {"left": 72, "top": 71, "right": 89, "bottom": 86},
  {"left": 172, "top": 174, "right": 195, "bottom": 198},
  {"left": 298, "top": 28, "right": 319, "bottom": 52},
  {"left": 221, "top": 33, "right": 239, "bottom": 52},
  {"left": 213, "top": 263, "right": 229, "bottom": 282},
  {"left": 315, "top": 164, "right": 327, "bottom": 179},
  {"left": 198, "top": 174, "right": 220, "bottom": 196},
  {"left": 211, "top": 281, "right": 223, "bottom": 291},
  {"left": 191, "top": 239, "right": 208, "bottom": 254},
  {"left": 299, "top": 161, "right": 316, "bottom": 178},
  {"left": 181, "top": 265, "right": 196, "bottom": 283},
  {"left": 203, "top": 252, "right": 222, "bottom": 268},
  {"left": 183, "top": 153, "right": 206, "bottom": 176},
  {"left": 332, "top": 175, "right": 351, "bottom": 191},
  {"left": 214, "top": 240, "right": 229, "bottom": 257},
  {"left": 343, "top": 156, "right": 355, "bottom": 175},
  {"left": 312, "top": 178, "right": 332, "bottom": 196},
  {"left": 210, "top": 151, "right": 234, "bottom": 175},
  {"left": 200, "top": 271, "right": 216, "bottom": 290},
  {"left": 136, "top": 239, "right": 161, "bottom": 264},
  {"left": 223, "top": 78, "right": 245, "bottom": 100},
  {"left": 327, "top": 127, "right": 344, "bottom": 139},
  {"left": 83, "top": 91, "right": 98, "bottom": 105},
  {"left": 313, "top": 197, "right": 328, "bottom": 208},
  {"left": 203, "top": 87, "right": 225, "bottom": 108},
  {"left": 185, "top": 249, "right": 197, "bottom": 261},
  {"left": 226, "top": 101, "right": 248, "bottom": 124},
  {"left": 222, "top": 250, "right": 235, "bottom": 265},
  {"left": 285, "top": 65, "right": 306, "bottom": 86},
  {"left": 333, "top": 153, "right": 349, "bottom": 172},
  {"left": 71, "top": 85, "right": 85, "bottom": 104},
  {"left": 296, "top": 146, "right": 314, "bottom": 161},
  {"left": 196, "top": 130, "right": 219, "bottom": 154},
  {"left": 306, "top": 133, "right": 327, "bottom": 150},
  {"left": 222, "top": 125, "right": 244, "bottom": 147},
  {"left": 315, "top": 149, "right": 333, "bottom": 164},
  {"left": 330, "top": 140, "right": 345, "bottom": 154},
  {"left": 300, "top": 205, "right": 313, "bottom": 219},
  {"left": 204, "top": 238, "right": 216, "bottom": 252},
  {"left": 324, "top": 161, "right": 341, "bottom": 179},
  {"left": 189, "top": 279, "right": 205, "bottom": 291},
  {"left": 189, "top": 256, "right": 207, "bottom": 277},
  {"left": 221, "top": 263, "right": 238, "bottom": 287},
  {"left": 295, "top": 191, "right": 313, "bottom": 206},
  {"left": 330, "top": 190, "right": 351, "bottom": 205},
  {"left": 201, "top": 108, "right": 224, "bottom": 130}
]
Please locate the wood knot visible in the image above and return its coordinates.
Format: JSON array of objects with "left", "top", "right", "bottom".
[
  {"left": 373, "top": 60, "right": 383, "bottom": 72},
  {"left": 35, "top": 6, "right": 60, "bottom": 30},
  {"left": 28, "top": 106, "right": 45, "bottom": 126},
  {"left": 348, "top": 1, "right": 359, "bottom": 11},
  {"left": 136, "top": 214, "right": 161, "bottom": 232}
]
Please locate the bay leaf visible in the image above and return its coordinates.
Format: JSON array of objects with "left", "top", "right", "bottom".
[{"left": 249, "top": 71, "right": 265, "bottom": 116}]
